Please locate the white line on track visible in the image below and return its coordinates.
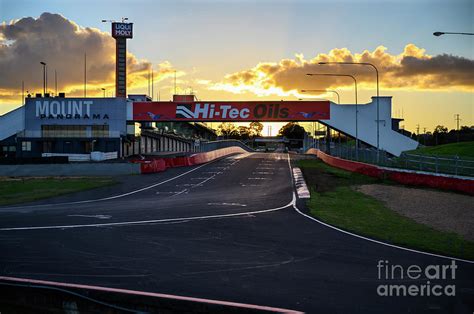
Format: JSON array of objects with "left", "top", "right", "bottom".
[
  {"left": 67, "top": 215, "right": 111, "bottom": 219},
  {"left": 207, "top": 202, "right": 247, "bottom": 207},
  {"left": 286, "top": 154, "right": 474, "bottom": 264},
  {"left": 193, "top": 175, "right": 216, "bottom": 186},
  {"left": 169, "top": 189, "right": 189, "bottom": 197},
  {"left": 0, "top": 194, "right": 295, "bottom": 231},
  {"left": 0, "top": 157, "right": 231, "bottom": 211}
]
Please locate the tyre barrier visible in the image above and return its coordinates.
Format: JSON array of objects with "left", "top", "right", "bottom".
[
  {"left": 306, "top": 148, "right": 474, "bottom": 195},
  {"left": 131, "top": 147, "right": 248, "bottom": 174}
]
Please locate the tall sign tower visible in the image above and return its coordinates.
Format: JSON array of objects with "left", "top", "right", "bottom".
[{"left": 111, "top": 22, "right": 133, "bottom": 98}]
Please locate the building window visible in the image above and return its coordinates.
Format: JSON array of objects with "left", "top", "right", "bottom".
[
  {"left": 92, "top": 125, "right": 109, "bottom": 138},
  {"left": 42, "top": 125, "right": 87, "bottom": 138},
  {"left": 42, "top": 141, "right": 53, "bottom": 153},
  {"left": 21, "top": 141, "right": 31, "bottom": 151},
  {"left": 83, "top": 141, "right": 92, "bottom": 153}
]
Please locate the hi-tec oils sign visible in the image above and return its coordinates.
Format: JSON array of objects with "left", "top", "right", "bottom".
[
  {"left": 112, "top": 22, "right": 133, "bottom": 38},
  {"left": 133, "top": 101, "right": 330, "bottom": 121}
]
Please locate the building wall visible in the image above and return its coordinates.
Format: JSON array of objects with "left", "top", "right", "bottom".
[
  {"left": 13, "top": 97, "right": 127, "bottom": 158},
  {"left": 323, "top": 97, "right": 418, "bottom": 156},
  {"left": 24, "top": 97, "right": 127, "bottom": 135}
]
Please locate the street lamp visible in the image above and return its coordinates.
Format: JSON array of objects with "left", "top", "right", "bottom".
[
  {"left": 102, "top": 88, "right": 106, "bottom": 98},
  {"left": 307, "top": 73, "right": 359, "bottom": 158},
  {"left": 318, "top": 61, "right": 380, "bottom": 161},
  {"left": 300, "top": 89, "right": 340, "bottom": 104},
  {"left": 433, "top": 31, "right": 474, "bottom": 36},
  {"left": 40, "top": 62, "right": 46, "bottom": 96}
]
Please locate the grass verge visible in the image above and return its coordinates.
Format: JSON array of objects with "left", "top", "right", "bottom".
[
  {"left": 0, "top": 177, "right": 117, "bottom": 206},
  {"left": 406, "top": 141, "right": 474, "bottom": 159},
  {"left": 297, "top": 159, "right": 474, "bottom": 260}
]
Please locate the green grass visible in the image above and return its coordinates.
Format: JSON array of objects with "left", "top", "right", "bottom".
[
  {"left": 297, "top": 159, "right": 474, "bottom": 260},
  {"left": 296, "top": 158, "right": 381, "bottom": 187},
  {"left": 406, "top": 141, "right": 474, "bottom": 159},
  {"left": 0, "top": 178, "right": 117, "bottom": 206}
]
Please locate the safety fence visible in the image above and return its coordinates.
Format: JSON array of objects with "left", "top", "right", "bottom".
[
  {"left": 314, "top": 142, "right": 474, "bottom": 177},
  {"left": 307, "top": 148, "right": 474, "bottom": 195}
]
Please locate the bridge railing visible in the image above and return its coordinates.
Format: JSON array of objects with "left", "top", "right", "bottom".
[{"left": 313, "top": 141, "right": 474, "bottom": 177}]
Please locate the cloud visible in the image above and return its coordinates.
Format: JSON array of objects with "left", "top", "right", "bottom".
[
  {"left": 209, "top": 44, "right": 474, "bottom": 97},
  {"left": 0, "top": 12, "right": 182, "bottom": 100}
]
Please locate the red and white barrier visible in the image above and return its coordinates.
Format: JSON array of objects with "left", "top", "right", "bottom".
[
  {"left": 130, "top": 147, "right": 247, "bottom": 174},
  {"left": 306, "top": 148, "right": 474, "bottom": 195}
]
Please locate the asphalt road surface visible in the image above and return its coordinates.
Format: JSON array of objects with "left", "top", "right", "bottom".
[{"left": 0, "top": 153, "right": 473, "bottom": 313}]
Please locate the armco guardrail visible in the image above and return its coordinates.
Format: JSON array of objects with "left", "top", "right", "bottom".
[
  {"left": 41, "top": 151, "right": 119, "bottom": 162},
  {"left": 307, "top": 148, "right": 474, "bottom": 195},
  {"left": 134, "top": 146, "right": 248, "bottom": 174}
]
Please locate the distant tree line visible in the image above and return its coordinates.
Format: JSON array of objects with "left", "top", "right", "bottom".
[
  {"left": 216, "top": 122, "right": 307, "bottom": 140},
  {"left": 401, "top": 125, "right": 474, "bottom": 146},
  {"left": 216, "top": 122, "right": 264, "bottom": 140}
]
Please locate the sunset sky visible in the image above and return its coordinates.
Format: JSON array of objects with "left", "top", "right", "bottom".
[{"left": 0, "top": 0, "right": 472, "bottom": 135}]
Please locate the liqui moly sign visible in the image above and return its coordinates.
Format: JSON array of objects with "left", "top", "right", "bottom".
[
  {"left": 112, "top": 22, "right": 133, "bottom": 38},
  {"left": 35, "top": 100, "right": 109, "bottom": 120},
  {"left": 133, "top": 101, "right": 330, "bottom": 122}
]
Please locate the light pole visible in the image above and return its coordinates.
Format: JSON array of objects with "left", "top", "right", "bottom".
[
  {"left": 102, "top": 88, "right": 106, "bottom": 98},
  {"left": 433, "top": 31, "right": 474, "bottom": 36},
  {"left": 318, "top": 61, "right": 380, "bottom": 161},
  {"left": 40, "top": 62, "right": 46, "bottom": 96},
  {"left": 306, "top": 73, "right": 359, "bottom": 159},
  {"left": 300, "top": 89, "right": 340, "bottom": 104}
]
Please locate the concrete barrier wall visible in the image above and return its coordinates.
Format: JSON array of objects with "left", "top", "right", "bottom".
[
  {"left": 307, "top": 148, "right": 474, "bottom": 195},
  {"left": 137, "top": 146, "right": 247, "bottom": 174},
  {"left": 199, "top": 140, "right": 254, "bottom": 153},
  {"left": 0, "top": 163, "right": 141, "bottom": 177}
]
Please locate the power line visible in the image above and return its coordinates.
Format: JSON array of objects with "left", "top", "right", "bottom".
[{"left": 454, "top": 114, "right": 461, "bottom": 131}]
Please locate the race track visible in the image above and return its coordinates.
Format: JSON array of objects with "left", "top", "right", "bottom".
[{"left": 1, "top": 153, "right": 473, "bottom": 313}]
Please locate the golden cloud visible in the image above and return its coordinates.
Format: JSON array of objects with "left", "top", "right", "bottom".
[
  {"left": 0, "top": 13, "right": 182, "bottom": 103},
  {"left": 209, "top": 44, "right": 474, "bottom": 97}
]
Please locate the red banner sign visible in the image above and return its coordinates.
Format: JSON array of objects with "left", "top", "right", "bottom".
[{"left": 133, "top": 101, "right": 330, "bottom": 122}]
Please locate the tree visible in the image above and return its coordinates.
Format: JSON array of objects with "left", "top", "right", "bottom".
[
  {"left": 278, "top": 122, "right": 305, "bottom": 139},
  {"left": 217, "top": 122, "right": 238, "bottom": 138},
  {"left": 237, "top": 126, "right": 251, "bottom": 140},
  {"left": 433, "top": 125, "right": 448, "bottom": 134},
  {"left": 249, "top": 122, "right": 263, "bottom": 137}
]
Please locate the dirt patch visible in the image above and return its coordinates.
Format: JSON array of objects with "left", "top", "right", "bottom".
[
  {"left": 354, "top": 184, "right": 474, "bottom": 242},
  {"left": 300, "top": 167, "right": 340, "bottom": 193}
]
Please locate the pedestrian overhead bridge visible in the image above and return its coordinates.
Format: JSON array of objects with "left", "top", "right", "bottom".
[{"left": 132, "top": 97, "right": 418, "bottom": 156}]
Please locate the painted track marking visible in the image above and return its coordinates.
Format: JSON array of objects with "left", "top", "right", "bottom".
[
  {"left": 0, "top": 157, "right": 231, "bottom": 211},
  {"left": 286, "top": 154, "right": 474, "bottom": 264},
  {"left": 0, "top": 194, "right": 295, "bottom": 231}
]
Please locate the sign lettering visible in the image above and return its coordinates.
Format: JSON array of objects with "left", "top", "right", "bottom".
[{"left": 133, "top": 101, "right": 330, "bottom": 122}]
